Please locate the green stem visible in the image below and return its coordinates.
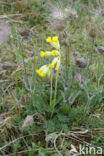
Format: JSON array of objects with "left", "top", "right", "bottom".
[
  {"left": 66, "top": 46, "right": 69, "bottom": 80},
  {"left": 50, "top": 72, "right": 53, "bottom": 106},
  {"left": 51, "top": 71, "right": 58, "bottom": 117},
  {"left": 33, "top": 45, "right": 36, "bottom": 82},
  {"left": 67, "top": 45, "right": 69, "bottom": 69},
  {"left": 66, "top": 47, "right": 68, "bottom": 78},
  {"left": 45, "top": 126, "right": 48, "bottom": 149},
  {"left": 22, "top": 55, "right": 27, "bottom": 74}
]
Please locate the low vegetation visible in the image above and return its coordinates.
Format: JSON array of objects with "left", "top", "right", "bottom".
[{"left": 0, "top": 0, "right": 104, "bottom": 155}]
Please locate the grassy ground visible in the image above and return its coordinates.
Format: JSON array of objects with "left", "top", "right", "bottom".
[{"left": 0, "top": 0, "right": 104, "bottom": 155}]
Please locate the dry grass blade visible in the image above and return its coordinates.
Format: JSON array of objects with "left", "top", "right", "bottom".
[{"left": 0, "top": 133, "right": 40, "bottom": 152}]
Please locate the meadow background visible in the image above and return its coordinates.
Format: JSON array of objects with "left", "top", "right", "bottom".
[{"left": 0, "top": 0, "right": 104, "bottom": 155}]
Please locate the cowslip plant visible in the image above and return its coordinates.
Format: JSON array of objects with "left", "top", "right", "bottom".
[{"left": 36, "top": 36, "right": 61, "bottom": 116}]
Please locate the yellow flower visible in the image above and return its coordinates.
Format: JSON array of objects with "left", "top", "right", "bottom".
[
  {"left": 36, "top": 65, "right": 51, "bottom": 78},
  {"left": 51, "top": 50, "right": 57, "bottom": 56},
  {"left": 50, "top": 63, "right": 54, "bottom": 68},
  {"left": 46, "top": 36, "right": 60, "bottom": 50},
  {"left": 36, "top": 70, "right": 45, "bottom": 77},
  {"left": 55, "top": 67, "right": 59, "bottom": 71},
  {"left": 36, "top": 70, "right": 41, "bottom": 75},
  {"left": 40, "top": 51, "right": 46, "bottom": 57},
  {"left": 51, "top": 39, "right": 60, "bottom": 50},
  {"left": 52, "top": 36, "right": 58, "bottom": 43},
  {"left": 36, "top": 36, "right": 61, "bottom": 78},
  {"left": 40, "top": 73, "right": 45, "bottom": 77},
  {"left": 55, "top": 58, "right": 61, "bottom": 71},
  {"left": 46, "top": 37, "right": 52, "bottom": 43}
]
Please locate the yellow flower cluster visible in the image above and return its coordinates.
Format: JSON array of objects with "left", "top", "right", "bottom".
[
  {"left": 36, "top": 36, "right": 61, "bottom": 78},
  {"left": 46, "top": 36, "right": 60, "bottom": 50}
]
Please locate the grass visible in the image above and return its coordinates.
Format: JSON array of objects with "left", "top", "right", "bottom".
[{"left": 0, "top": 0, "right": 104, "bottom": 155}]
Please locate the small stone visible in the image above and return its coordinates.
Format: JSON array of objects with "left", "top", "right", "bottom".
[
  {"left": 96, "top": 46, "right": 104, "bottom": 54},
  {"left": 76, "top": 58, "right": 87, "bottom": 68}
]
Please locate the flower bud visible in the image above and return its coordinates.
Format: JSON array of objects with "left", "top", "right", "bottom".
[{"left": 76, "top": 58, "right": 87, "bottom": 68}]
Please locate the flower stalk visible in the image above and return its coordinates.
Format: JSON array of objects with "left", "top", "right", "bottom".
[{"left": 36, "top": 36, "right": 61, "bottom": 116}]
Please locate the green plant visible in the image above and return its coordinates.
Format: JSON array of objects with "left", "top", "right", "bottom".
[{"left": 36, "top": 36, "right": 61, "bottom": 117}]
